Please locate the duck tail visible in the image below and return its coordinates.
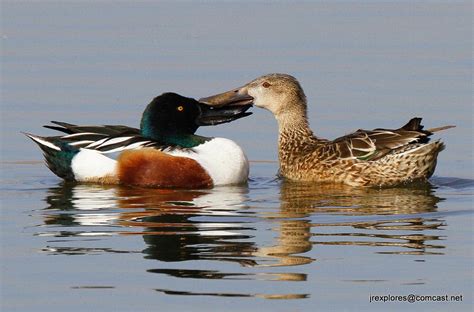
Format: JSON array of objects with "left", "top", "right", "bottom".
[
  {"left": 401, "top": 117, "right": 424, "bottom": 131},
  {"left": 23, "top": 132, "right": 79, "bottom": 180},
  {"left": 401, "top": 117, "right": 456, "bottom": 133},
  {"left": 23, "top": 132, "right": 61, "bottom": 153},
  {"left": 426, "top": 125, "right": 456, "bottom": 133}
]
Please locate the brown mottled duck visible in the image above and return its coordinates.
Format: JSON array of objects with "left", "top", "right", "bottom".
[{"left": 200, "top": 73, "right": 455, "bottom": 187}]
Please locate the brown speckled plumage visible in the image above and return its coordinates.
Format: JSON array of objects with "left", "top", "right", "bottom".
[
  {"left": 266, "top": 74, "right": 453, "bottom": 187},
  {"left": 201, "top": 73, "right": 454, "bottom": 187},
  {"left": 277, "top": 119, "right": 446, "bottom": 187}
]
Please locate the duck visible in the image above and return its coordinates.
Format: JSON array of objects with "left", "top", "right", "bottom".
[
  {"left": 199, "top": 73, "right": 455, "bottom": 187},
  {"left": 25, "top": 92, "right": 252, "bottom": 188}
]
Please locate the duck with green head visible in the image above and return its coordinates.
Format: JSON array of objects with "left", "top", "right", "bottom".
[{"left": 25, "top": 93, "right": 252, "bottom": 188}]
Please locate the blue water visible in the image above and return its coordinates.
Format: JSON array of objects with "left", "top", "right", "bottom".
[{"left": 1, "top": 2, "right": 473, "bottom": 311}]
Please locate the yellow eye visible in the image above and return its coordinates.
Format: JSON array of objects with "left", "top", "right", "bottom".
[{"left": 177, "top": 105, "right": 184, "bottom": 112}]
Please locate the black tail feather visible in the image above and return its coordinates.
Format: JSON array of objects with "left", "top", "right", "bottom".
[
  {"left": 43, "top": 120, "right": 140, "bottom": 136},
  {"left": 43, "top": 125, "right": 73, "bottom": 134},
  {"left": 401, "top": 117, "right": 423, "bottom": 131},
  {"left": 43, "top": 121, "right": 77, "bottom": 134},
  {"left": 23, "top": 133, "right": 77, "bottom": 180}
]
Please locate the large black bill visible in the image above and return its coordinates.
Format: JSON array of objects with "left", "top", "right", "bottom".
[
  {"left": 196, "top": 103, "right": 252, "bottom": 126},
  {"left": 199, "top": 90, "right": 254, "bottom": 108}
]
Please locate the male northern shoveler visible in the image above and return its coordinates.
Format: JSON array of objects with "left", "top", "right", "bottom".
[
  {"left": 25, "top": 93, "right": 252, "bottom": 188},
  {"left": 200, "top": 73, "right": 455, "bottom": 187}
]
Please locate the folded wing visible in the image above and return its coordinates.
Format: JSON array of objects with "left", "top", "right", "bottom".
[{"left": 323, "top": 118, "right": 454, "bottom": 161}]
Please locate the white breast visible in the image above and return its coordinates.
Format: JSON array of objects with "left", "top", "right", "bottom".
[{"left": 168, "top": 138, "right": 249, "bottom": 186}]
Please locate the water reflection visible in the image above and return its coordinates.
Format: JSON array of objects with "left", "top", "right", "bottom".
[
  {"left": 278, "top": 181, "right": 442, "bottom": 217},
  {"left": 278, "top": 182, "right": 445, "bottom": 256},
  {"left": 38, "top": 180, "right": 446, "bottom": 298}
]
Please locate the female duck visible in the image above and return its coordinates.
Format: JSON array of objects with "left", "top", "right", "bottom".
[
  {"left": 200, "top": 74, "right": 454, "bottom": 187},
  {"left": 26, "top": 93, "right": 251, "bottom": 188}
]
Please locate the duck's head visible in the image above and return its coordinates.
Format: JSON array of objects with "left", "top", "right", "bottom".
[
  {"left": 141, "top": 92, "right": 252, "bottom": 146},
  {"left": 199, "top": 74, "right": 307, "bottom": 118}
]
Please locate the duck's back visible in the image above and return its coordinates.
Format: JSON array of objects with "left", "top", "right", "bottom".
[{"left": 279, "top": 118, "right": 453, "bottom": 187}]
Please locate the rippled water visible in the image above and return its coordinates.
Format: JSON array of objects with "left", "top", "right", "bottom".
[
  {"left": 1, "top": 161, "right": 473, "bottom": 310},
  {"left": 1, "top": 1, "right": 472, "bottom": 311}
]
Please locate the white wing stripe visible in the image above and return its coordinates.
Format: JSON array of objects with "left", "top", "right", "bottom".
[
  {"left": 69, "top": 140, "right": 95, "bottom": 146},
  {"left": 100, "top": 141, "right": 150, "bottom": 154},
  {"left": 124, "top": 141, "right": 151, "bottom": 149},
  {"left": 86, "top": 138, "right": 108, "bottom": 148},
  {"left": 96, "top": 136, "right": 134, "bottom": 148},
  {"left": 63, "top": 132, "right": 98, "bottom": 139}
]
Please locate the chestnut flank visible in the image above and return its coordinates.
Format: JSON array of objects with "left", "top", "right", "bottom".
[{"left": 117, "top": 148, "right": 212, "bottom": 188}]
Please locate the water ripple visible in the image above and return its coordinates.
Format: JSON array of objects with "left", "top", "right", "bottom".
[{"left": 30, "top": 177, "right": 472, "bottom": 299}]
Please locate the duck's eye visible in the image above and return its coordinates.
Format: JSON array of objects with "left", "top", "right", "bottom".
[
  {"left": 262, "top": 82, "right": 271, "bottom": 88},
  {"left": 176, "top": 105, "right": 184, "bottom": 112}
]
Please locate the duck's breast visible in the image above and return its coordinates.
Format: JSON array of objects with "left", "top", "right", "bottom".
[{"left": 169, "top": 138, "right": 249, "bottom": 186}]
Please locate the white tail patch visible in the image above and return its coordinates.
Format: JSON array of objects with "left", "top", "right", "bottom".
[
  {"left": 25, "top": 134, "right": 61, "bottom": 151},
  {"left": 71, "top": 149, "right": 117, "bottom": 181}
]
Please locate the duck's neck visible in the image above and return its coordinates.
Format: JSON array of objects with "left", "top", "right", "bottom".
[
  {"left": 140, "top": 122, "right": 209, "bottom": 148},
  {"left": 275, "top": 105, "right": 322, "bottom": 169},
  {"left": 157, "top": 134, "right": 209, "bottom": 148}
]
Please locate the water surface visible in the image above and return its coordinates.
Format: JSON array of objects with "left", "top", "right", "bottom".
[{"left": 2, "top": 161, "right": 473, "bottom": 311}]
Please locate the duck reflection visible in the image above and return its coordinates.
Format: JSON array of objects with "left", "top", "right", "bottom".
[
  {"left": 277, "top": 181, "right": 445, "bottom": 255},
  {"left": 40, "top": 179, "right": 445, "bottom": 298},
  {"left": 42, "top": 184, "right": 258, "bottom": 263},
  {"left": 116, "top": 187, "right": 258, "bottom": 266}
]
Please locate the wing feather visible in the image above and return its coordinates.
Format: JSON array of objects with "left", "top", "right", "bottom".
[
  {"left": 41, "top": 121, "right": 175, "bottom": 154},
  {"left": 324, "top": 118, "right": 435, "bottom": 161}
]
